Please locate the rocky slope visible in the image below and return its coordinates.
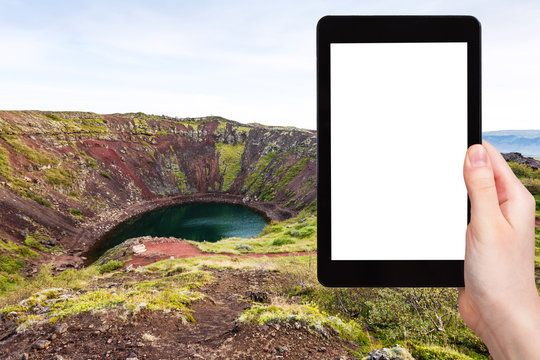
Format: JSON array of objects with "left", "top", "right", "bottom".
[
  {"left": 0, "top": 111, "right": 317, "bottom": 263},
  {"left": 502, "top": 152, "right": 540, "bottom": 170}
]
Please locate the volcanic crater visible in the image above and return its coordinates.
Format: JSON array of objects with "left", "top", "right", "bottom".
[{"left": 0, "top": 111, "right": 317, "bottom": 268}]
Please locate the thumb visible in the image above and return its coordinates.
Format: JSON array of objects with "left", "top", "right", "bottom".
[{"left": 463, "top": 144, "right": 504, "bottom": 225}]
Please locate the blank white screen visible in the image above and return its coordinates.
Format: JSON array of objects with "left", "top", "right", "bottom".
[{"left": 331, "top": 43, "right": 467, "bottom": 260}]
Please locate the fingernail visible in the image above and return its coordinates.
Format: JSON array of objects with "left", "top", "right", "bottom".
[{"left": 469, "top": 145, "right": 487, "bottom": 167}]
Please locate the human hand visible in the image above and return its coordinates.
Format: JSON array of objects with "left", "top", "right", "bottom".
[{"left": 459, "top": 140, "right": 540, "bottom": 359}]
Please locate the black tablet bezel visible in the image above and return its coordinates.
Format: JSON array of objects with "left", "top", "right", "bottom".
[{"left": 317, "top": 16, "right": 481, "bottom": 287}]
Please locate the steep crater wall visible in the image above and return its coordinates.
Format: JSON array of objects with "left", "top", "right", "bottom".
[{"left": 0, "top": 111, "right": 317, "bottom": 255}]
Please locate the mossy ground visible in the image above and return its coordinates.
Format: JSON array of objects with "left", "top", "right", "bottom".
[
  {"left": 0, "top": 259, "right": 212, "bottom": 332},
  {"left": 0, "top": 249, "right": 493, "bottom": 359}
]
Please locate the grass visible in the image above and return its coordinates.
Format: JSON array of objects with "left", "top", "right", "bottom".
[
  {"left": 276, "top": 158, "right": 308, "bottom": 191},
  {"left": 69, "top": 208, "right": 83, "bottom": 216},
  {"left": 44, "top": 167, "right": 73, "bottom": 189},
  {"left": 24, "top": 230, "right": 62, "bottom": 253},
  {"left": 1, "top": 135, "right": 58, "bottom": 166},
  {"left": 238, "top": 302, "right": 369, "bottom": 346},
  {"left": 409, "top": 343, "right": 477, "bottom": 360},
  {"left": 0, "top": 239, "right": 39, "bottom": 259},
  {"left": 98, "top": 260, "right": 124, "bottom": 274},
  {"left": 188, "top": 210, "right": 316, "bottom": 254},
  {"left": 0, "top": 144, "right": 11, "bottom": 179},
  {"left": 0, "top": 259, "right": 214, "bottom": 330},
  {"left": 276, "top": 254, "right": 488, "bottom": 358},
  {"left": 27, "top": 191, "right": 52, "bottom": 208},
  {"left": 272, "top": 238, "right": 296, "bottom": 246},
  {"left": 0, "top": 255, "right": 25, "bottom": 274}
]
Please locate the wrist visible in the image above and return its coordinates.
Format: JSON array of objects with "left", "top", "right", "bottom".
[{"left": 482, "top": 293, "right": 540, "bottom": 359}]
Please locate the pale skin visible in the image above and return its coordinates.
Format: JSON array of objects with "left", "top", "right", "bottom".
[{"left": 460, "top": 140, "right": 540, "bottom": 359}]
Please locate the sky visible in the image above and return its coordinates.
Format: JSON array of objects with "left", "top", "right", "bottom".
[{"left": 0, "top": 0, "right": 539, "bottom": 131}]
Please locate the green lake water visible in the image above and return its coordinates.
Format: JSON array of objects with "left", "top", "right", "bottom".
[{"left": 87, "top": 203, "right": 268, "bottom": 263}]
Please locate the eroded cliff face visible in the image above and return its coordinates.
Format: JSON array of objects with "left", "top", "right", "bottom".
[{"left": 0, "top": 111, "right": 316, "bottom": 254}]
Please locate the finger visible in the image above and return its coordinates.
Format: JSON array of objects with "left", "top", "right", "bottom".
[
  {"left": 482, "top": 140, "right": 525, "bottom": 204},
  {"left": 463, "top": 144, "right": 504, "bottom": 225},
  {"left": 483, "top": 140, "right": 536, "bottom": 227}
]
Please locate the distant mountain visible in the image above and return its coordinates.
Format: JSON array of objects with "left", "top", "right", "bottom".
[{"left": 483, "top": 130, "right": 540, "bottom": 158}]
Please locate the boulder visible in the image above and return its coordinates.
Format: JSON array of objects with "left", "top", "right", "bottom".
[
  {"left": 366, "top": 344, "right": 414, "bottom": 360},
  {"left": 31, "top": 339, "right": 51, "bottom": 350}
]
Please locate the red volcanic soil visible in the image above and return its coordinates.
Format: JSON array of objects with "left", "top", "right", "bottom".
[{"left": 128, "top": 239, "right": 316, "bottom": 268}]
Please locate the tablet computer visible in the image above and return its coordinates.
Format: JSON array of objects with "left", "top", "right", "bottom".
[{"left": 317, "top": 16, "right": 481, "bottom": 287}]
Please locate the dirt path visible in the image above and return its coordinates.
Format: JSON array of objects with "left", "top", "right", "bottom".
[
  {"left": 0, "top": 268, "right": 357, "bottom": 359},
  {"left": 128, "top": 239, "right": 316, "bottom": 267}
]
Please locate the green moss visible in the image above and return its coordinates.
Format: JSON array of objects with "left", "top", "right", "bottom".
[
  {"left": 100, "top": 170, "right": 112, "bottom": 179},
  {"left": 300, "top": 178, "right": 315, "bottom": 192},
  {"left": 276, "top": 158, "right": 308, "bottom": 191},
  {"left": 174, "top": 171, "right": 187, "bottom": 192},
  {"left": 0, "top": 145, "right": 11, "bottom": 179},
  {"left": 0, "top": 273, "right": 22, "bottom": 294},
  {"left": 98, "top": 260, "right": 124, "bottom": 274},
  {"left": 298, "top": 226, "right": 315, "bottom": 238},
  {"left": 69, "top": 208, "right": 83, "bottom": 216},
  {"left": 23, "top": 229, "right": 62, "bottom": 253},
  {"left": 45, "top": 114, "right": 63, "bottom": 121},
  {"left": 260, "top": 184, "right": 275, "bottom": 201},
  {"left": 0, "top": 260, "right": 211, "bottom": 327},
  {"left": 238, "top": 302, "right": 369, "bottom": 346},
  {"left": 87, "top": 156, "right": 97, "bottom": 168},
  {"left": 29, "top": 193, "right": 52, "bottom": 208},
  {"left": 243, "top": 151, "right": 279, "bottom": 193},
  {"left": 0, "top": 255, "right": 25, "bottom": 274},
  {"left": 1, "top": 135, "right": 58, "bottom": 166},
  {"left": 271, "top": 238, "right": 295, "bottom": 246},
  {"left": 0, "top": 240, "right": 39, "bottom": 259},
  {"left": 410, "top": 343, "right": 476, "bottom": 360},
  {"left": 44, "top": 168, "right": 73, "bottom": 189},
  {"left": 216, "top": 142, "right": 245, "bottom": 191},
  {"left": 141, "top": 141, "right": 155, "bottom": 158}
]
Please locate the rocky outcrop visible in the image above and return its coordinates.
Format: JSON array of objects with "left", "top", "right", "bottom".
[
  {"left": 0, "top": 111, "right": 317, "bottom": 254},
  {"left": 502, "top": 152, "right": 540, "bottom": 170}
]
